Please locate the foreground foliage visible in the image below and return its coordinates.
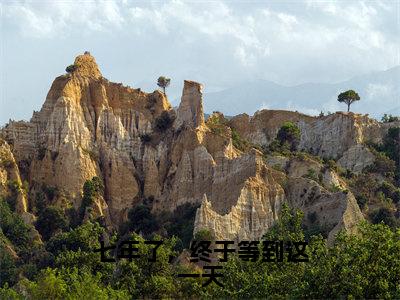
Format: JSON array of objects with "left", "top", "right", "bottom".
[{"left": 1, "top": 202, "right": 399, "bottom": 299}]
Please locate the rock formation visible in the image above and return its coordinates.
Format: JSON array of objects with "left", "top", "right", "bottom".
[
  {"left": 2, "top": 52, "right": 397, "bottom": 243},
  {"left": 174, "top": 80, "right": 205, "bottom": 129}
]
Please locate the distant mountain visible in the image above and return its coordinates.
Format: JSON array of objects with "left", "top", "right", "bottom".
[{"left": 203, "top": 66, "right": 400, "bottom": 119}]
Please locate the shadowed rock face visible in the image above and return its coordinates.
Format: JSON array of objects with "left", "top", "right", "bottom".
[{"left": 3, "top": 53, "right": 394, "bottom": 241}]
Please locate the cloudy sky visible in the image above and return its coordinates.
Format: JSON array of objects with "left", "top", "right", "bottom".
[{"left": 1, "top": 0, "right": 399, "bottom": 124}]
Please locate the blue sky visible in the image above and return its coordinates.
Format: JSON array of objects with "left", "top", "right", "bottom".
[{"left": 1, "top": 0, "right": 399, "bottom": 124}]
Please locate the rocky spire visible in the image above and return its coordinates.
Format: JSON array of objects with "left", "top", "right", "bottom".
[
  {"left": 73, "top": 52, "right": 102, "bottom": 79},
  {"left": 174, "top": 80, "right": 205, "bottom": 129}
]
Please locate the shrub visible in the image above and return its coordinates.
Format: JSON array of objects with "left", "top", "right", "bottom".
[
  {"left": 35, "top": 191, "right": 46, "bottom": 214},
  {"left": 379, "top": 181, "right": 400, "bottom": 203},
  {"left": 5, "top": 180, "right": 22, "bottom": 211},
  {"left": 42, "top": 185, "right": 57, "bottom": 201},
  {"left": 381, "top": 114, "right": 399, "bottom": 123},
  {"left": 324, "top": 159, "right": 340, "bottom": 172},
  {"left": 193, "top": 228, "right": 214, "bottom": 241},
  {"left": 155, "top": 111, "right": 174, "bottom": 132},
  {"left": 277, "top": 122, "right": 301, "bottom": 151},
  {"left": 165, "top": 203, "right": 199, "bottom": 251},
  {"left": 369, "top": 207, "right": 399, "bottom": 229},
  {"left": 128, "top": 204, "right": 159, "bottom": 236},
  {"left": 367, "top": 150, "right": 396, "bottom": 177},
  {"left": 0, "top": 200, "right": 31, "bottom": 250},
  {"left": 206, "top": 113, "right": 229, "bottom": 136},
  {"left": 355, "top": 194, "right": 368, "bottom": 209},
  {"left": 65, "top": 64, "right": 77, "bottom": 73},
  {"left": 36, "top": 206, "right": 68, "bottom": 240},
  {"left": 81, "top": 177, "right": 103, "bottom": 209},
  {"left": 231, "top": 128, "right": 251, "bottom": 152}
]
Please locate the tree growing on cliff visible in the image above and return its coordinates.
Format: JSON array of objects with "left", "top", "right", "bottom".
[
  {"left": 157, "top": 76, "right": 171, "bottom": 95},
  {"left": 277, "top": 122, "right": 301, "bottom": 151},
  {"left": 337, "top": 90, "right": 360, "bottom": 112}
]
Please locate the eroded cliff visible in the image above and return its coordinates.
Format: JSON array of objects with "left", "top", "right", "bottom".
[{"left": 2, "top": 53, "right": 397, "bottom": 243}]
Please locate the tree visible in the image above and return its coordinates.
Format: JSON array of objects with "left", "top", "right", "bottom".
[
  {"left": 276, "top": 121, "right": 301, "bottom": 151},
  {"left": 127, "top": 204, "right": 159, "bottom": 236},
  {"left": 157, "top": 76, "right": 171, "bottom": 95},
  {"left": 337, "top": 90, "right": 360, "bottom": 112},
  {"left": 381, "top": 114, "right": 399, "bottom": 123},
  {"left": 36, "top": 206, "right": 68, "bottom": 240}
]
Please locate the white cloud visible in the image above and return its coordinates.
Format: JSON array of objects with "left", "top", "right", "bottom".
[
  {"left": 3, "top": 1, "right": 125, "bottom": 37},
  {"left": 1, "top": 0, "right": 399, "bottom": 123}
]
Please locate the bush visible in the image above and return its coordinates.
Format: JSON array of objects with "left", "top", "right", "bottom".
[
  {"left": 155, "top": 111, "right": 174, "bottom": 132},
  {"left": 0, "top": 200, "right": 31, "bottom": 250},
  {"left": 379, "top": 181, "right": 400, "bottom": 203},
  {"left": 164, "top": 203, "right": 199, "bottom": 251},
  {"left": 81, "top": 177, "right": 104, "bottom": 209},
  {"left": 65, "top": 64, "right": 77, "bottom": 73},
  {"left": 369, "top": 207, "right": 399, "bottom": 229},
  {"left": 128, "top": 204, "right": 159, "bottom": 236},
  {"left": 193, "top": 228, "right": 214, "bottom": 241},
  {"left": 277, "top": 122, "right": 301, "bottom": 151},
  {"left": 367, "top": 150, "right": 396, "bottom": 177},
  {"left": 36, "top": 206, "right": 68, "bottom": 240},
  {"left": 5, "top": 180, "right": 22, "bottom": 211},
  {"left": 355, "top": 194, "right": 368, "bottom": 209},
  {"left": 42, "top": 185, "right": 57, "bottom": 201},
  {"left": 381, "top": 114, "right": 399, "bottom": 123},
  {"left": 46, "top": 221, "right": 104, "bottom": 255},
  {"left": 231, "top": 128, "right": 251, "bottom": 152}
]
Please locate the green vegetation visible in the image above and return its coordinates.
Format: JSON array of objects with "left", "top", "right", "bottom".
[
  {"left": 369, "top": 207, "right": 399, "bottom": 229},
  {"left": 381, "top": 114, "right": 400, "bottom": 123},
  {"left": 1, "top": 199, "right": 400, "bottom": 298},
  {"left": 155, "top": 111, "right": 174, "bottom": 132},
  {"left": 277, "top": 121, "right": 301, "bottom": 151},
  {"left": 5, "top": 180, "right": 22, "bottom": 211},
  {"left": 126, "top": 201, "right": 198, "bottom": 250},
  {"left": 206, "top": 112, "right": 229, "bottom": 136},
  {"left": 231, "top": 128, "right": 251, "bottom": 152},
  {"left": 157, "top": 76, "right": 171, "bottom": 95},
  {"left": 0, "top": 200, "right": 31, "bottom": 250},
  {"left": 127, "top": 204, "right": 159, "bottom": 236},
  {"left": 366, "top": 127, "right": 400, "bottom": 182},
  {"left": 204, "top": 113, "right": 255, "bottom": 152},
  {"left": 65, "top": 64, "right": 77, "bottom": 73},
  {"left": 337, "top": 89, "right": 360, "bottom": 112},
  {"left": 36, "top": 206, "right": 69, "bottom": 240},
  {"left": 264, "top": 122, "right": 301, "bottom": 156},
  {"left": 82, "top": 177, "right": 104, "bottom": 209},
  {"left": 194, "top": 228, "right": 214, "bottom": 241}
]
